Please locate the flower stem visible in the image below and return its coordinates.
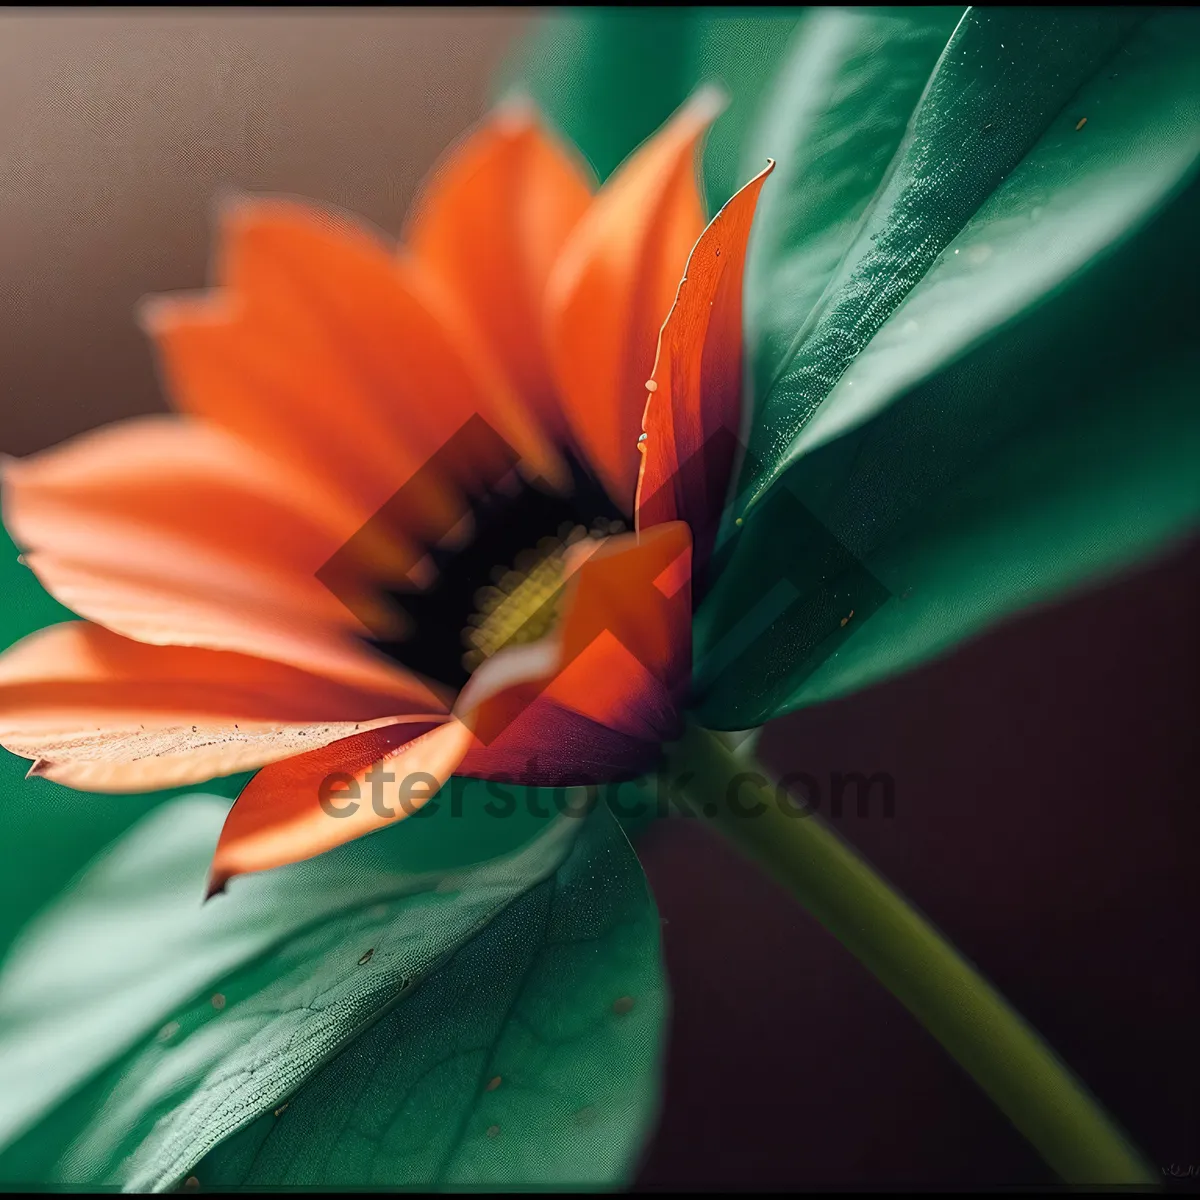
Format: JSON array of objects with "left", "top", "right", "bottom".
[{"left": 664, "top": 721, "right": 1155, "bottom": 1186}]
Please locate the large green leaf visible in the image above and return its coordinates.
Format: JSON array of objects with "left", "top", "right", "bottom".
[
  {"left": 695, "top": 8, "right": 1200, "bottom": 726},
  {"left": 190, "top": 796, "right": 664, "bottom": 1190},
  {"left": 742, "top": 7, "right": 967, "bottom": 396},
  {"left": 0, "top": 785, "right": 664, "bottom": 1190}
]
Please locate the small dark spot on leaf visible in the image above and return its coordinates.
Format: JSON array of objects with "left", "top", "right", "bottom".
[
  {"left": 1075, "top": 117, "right": 1088, "bottom": 131},
  {"left": 274, "top": 1102, "right": 289, "bottom": 1118},
  {"left": 613, "top": 996, "right": 635, "bottom": 1016},
  {"left": 485, "top": 1075, "right": 502, "bottom": 1092},
  {"left": 358, "top": 948, "right": 375, "bottom": 966},
  {"left": 210, "top": 993, "right": 226, "bottom": 1011},
  {"left": 486, "top": 1124, "right": 501, "bottom": 1139}
]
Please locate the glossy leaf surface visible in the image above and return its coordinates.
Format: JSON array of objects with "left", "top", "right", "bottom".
[
  {"left": 0, "top": 791, "right": 664, "bottom": 1190},
  {"left": 694, "top": 9, "right": 1200, "bottom": 725}
]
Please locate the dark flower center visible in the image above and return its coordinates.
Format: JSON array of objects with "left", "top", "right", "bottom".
[{"left": 370, "top": 450, "right": 623, "bottom": 691}]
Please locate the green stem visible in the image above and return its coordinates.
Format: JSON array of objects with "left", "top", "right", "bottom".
[{"left": 664, "top": 721, "right": 1156, "bottom": 1187}]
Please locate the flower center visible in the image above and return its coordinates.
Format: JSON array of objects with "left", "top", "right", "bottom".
[
  {"left": 461, "top": 520, "right": 621, "bottom": 675},
  {"left": 367, "top": 450, "right": 625, "bottom": 691}
]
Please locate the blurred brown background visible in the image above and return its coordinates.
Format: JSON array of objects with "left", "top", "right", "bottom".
[
  {"left": 0, "top": 9, "right": 528, "bottom": 457},
  {"left": 1, "top": 10, "right": 1196, "bottom": 1192}
]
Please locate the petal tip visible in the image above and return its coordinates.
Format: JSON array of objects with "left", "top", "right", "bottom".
[
  {"left": 209, "top": 182, "right": 260, "bottom": 226},
  {"left": 135, "top": 290, "right": 233, "bottom": 336},
  {"left": 133, "top": 292, "right": 175, "bottom": 332},
  {"left": 685, "top": 82, "right": 730, "bottom": 128},
  {"left": 492, "top": 88, "right": 539, "bottom": 135},
  {"left": 24, "top": 757, "right": 49, "bottom": 780},
  {"left": 203, "top": 873, "right": 228, "bottom": 902}
]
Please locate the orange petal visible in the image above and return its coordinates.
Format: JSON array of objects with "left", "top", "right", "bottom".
[
  {"left": 636, "top": 161, "right": 774, "bottom": 574},
  {"left": 455, "top": 642, "right": 679, "bottom": 787},
  {"left": 142, "top": 197, "right": 567, "bottom": 533},
  {"left": 555, "top": 520, "right": 693, "bottom": 703},
  {"left": 407, "top": 101, "right": 594, "bottom": 441},
  {"left": 206, "top": 524, "right": 691, "bottom": 882},
  {"left": 1, "top": 418, "right": 443, "bottom": 705},
  {"left": 0, "top": 622, "right": 437, "bottom": 791},
  {"left": 207, "top": 717, "right": 473, "bottom": 893},
  {"left": 457, "top": 521, "right": 692, "bottom": 773},
  {"left": 545, "top": 91, "right": 720, "bottom": 514}
]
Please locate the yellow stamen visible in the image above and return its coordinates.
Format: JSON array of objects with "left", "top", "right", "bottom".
[{"left": 462, "top": 523, "right": 603, "bottom": 672}]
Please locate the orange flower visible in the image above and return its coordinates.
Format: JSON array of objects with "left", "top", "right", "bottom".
[{"left": 0, "top": 92, "right": 771, "bottom": 892}]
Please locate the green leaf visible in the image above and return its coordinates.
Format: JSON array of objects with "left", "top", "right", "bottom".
[
  {"left": 191, "top": 798, "right": 664, "bottom": 1190},
  {"left": 695, "top": 9, "right": 1200, "bottom": 726},
  {"left": 742, "top": 7, "right": 967, "bottom": 395},
  {"left": 0, "top": 786, "right": 664, "bottom": 1190}
]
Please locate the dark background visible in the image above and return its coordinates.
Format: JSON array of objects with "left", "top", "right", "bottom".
[{"left": 1, "top": 11, "right": 1196, "bottom": 1191}]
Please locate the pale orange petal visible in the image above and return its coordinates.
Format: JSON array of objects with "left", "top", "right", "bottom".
[
  {"left": 407, "top": 101, "right": 594, "bottom": 441},
  {"left": 544, "top": 91, "right": 720, "bottom": 513},
  {"left": 0, "top": 622, "right": 437, "bottom": 791},
  {"left": 636, "top": 161, "right": 774, "bottom": 573},
  {"left": 208, "top": 717, "right": 473, "bottom": 893},
  {"left": 142, "top": 196, "right": 567, "bottom": 538},
  {"left": 1, "top": 418, "right": 443, "bottom": 705}
]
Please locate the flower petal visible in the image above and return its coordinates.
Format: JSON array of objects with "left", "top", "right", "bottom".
[
  {"left": 0, "top": 622, "right": 436, "bottom": 791},
  {"left": 544, "top": 91, "right": 720, "bottom": 513},
  {"left": 141, "top": 196, "right": 567, "bottom": 529},
  {"left": 636, "top": 161, "right": 774, "bottom": 574},
  {"left": 2, "top": 417, "right": 443, "bottom": 704},
  {"left": 208, "top": 523, "right": 692, "bottom": 885},
  {"left": 456, "top": 521, "right": 692, "bottom": 783},
  {"left": 207, "top": 717, "right": 473, "bottom": 894},
  {"left": 455, "top": 647, "right": 678, "bottom": 787},
  {"left": 407, "top": 101, "right": 594, "bottom": 442}
]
